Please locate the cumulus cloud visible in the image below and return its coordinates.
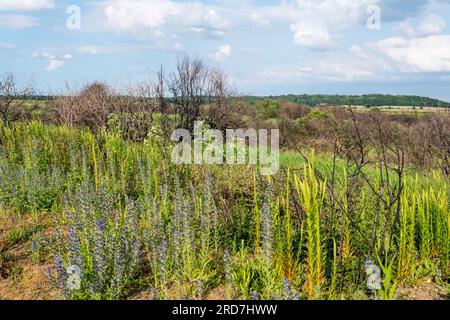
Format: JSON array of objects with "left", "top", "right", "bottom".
[
  {"left": 90, "top": 0, "right": 379, "bottom": 48},
  {"left": 100, "top": 0, "right": 231, "bottom": 38},
  {"left": 88, "top": 0, "right": 447, "bottom": 49},
  {"left": 247, "top": 0, "right": 378, "bottom": 48},
  {"left": 0, "top": 0, "right": 54, "bottom": 11},
  {"left": 361, "top": 35, "right": 450, "bottom": 73},
  {"left": 290, "top": 21, "right": 332, "bottom": 48},
  {"left": 339, "top": 14, "right": 450, "bottom": 76},
  {"left": 249, "top": 13, "right": 271, "bottom": 27},
  {"left": 394, "top": 20, "right": 416, "bottom": 38},
  {"left": 214, "top": 44, "right": 232, "bottom": 62},
  {"left": 256, "top": 12, "right": 450, "bottom": 85},
  {"left": 0, "top": 14, "right": 39, "bottom": 28},
  {"left": 418, "top": 14, "right": 446, "bottom": 36},
  {"left": 395, "top": 14, "right": 447, "bottom": 38},
  {"left": 297, "top": 0, "right": 382, "bottom": 47},
  {"left": 46, "top": 59, "right": 65, "bottom": 71},
  {"left": 33, "top": 50, "right": 71, "bottom": 71}
]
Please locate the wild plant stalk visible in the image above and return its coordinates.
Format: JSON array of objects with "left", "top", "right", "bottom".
[{"left": 295, "top": 163, "right": 326, "bottom": 299}]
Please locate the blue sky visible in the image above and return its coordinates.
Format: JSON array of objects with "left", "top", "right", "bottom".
[{"left": 1, "top": 0, "right": 450, "bottom": 101}]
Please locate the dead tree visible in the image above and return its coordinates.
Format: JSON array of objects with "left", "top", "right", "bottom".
[
  {"left": 78, "top": 82, "right": 116, "bottom": 131},
  {"left": 117, "top": 80, "right": 159, "bottom": 142},
  {"left": 53, "top": 82, "right": 81, "bottom": 126},
  {"left": 168, "top": 56, "right": 209, "bottom": 132},
  {"left": 205, "top": 69, "right": 243, "bottom": 131},
  {"left": 155, "top": 66, "right": 172, "bottom": 138},
  {"left": 0, "top": 72, "right": 33, "bottom": 125}
]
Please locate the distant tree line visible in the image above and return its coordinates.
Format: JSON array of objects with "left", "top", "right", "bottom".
[{"left": 246, "top": 94, "right": 450, "bottom": 108}]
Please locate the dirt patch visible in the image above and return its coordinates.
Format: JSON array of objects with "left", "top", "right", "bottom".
[
  {"left": 396, "top": 278, "right": 446, "bottom": 300},
  {"left": 0, "top": 212, "right": 60, "bottom": 300},
  {"left": 205, "top": 286, "right": 228, "bottom": 300},
  {"left": 127, "top": 285, "right": 229, "bottom": 300},
  {"left": 0, "top": 263, "right": 60, "bottom": 300}
]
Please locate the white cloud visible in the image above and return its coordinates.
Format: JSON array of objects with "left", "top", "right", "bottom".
[
  {"left": 46, "top": 59, "right": 65, "bottom": 71},
  {"left": 291, "top": 21, "right": 332, "bottom": 48},
  {"left": 263, "top": 28, "right": 450, "bottom": 85},
  {"left": 394, "top": 20, "right": 416, "bottom": 38},
  {"left": 101, "top": 0, "right": 231, "bottom": 38},
  {"left": 418, "top": 14, "right": 446, "bottom": 36},
  {"left": 364, "top": 35, "right": 450, "bottom": 73},
  {"left": 248, "top": 0, "right": 378, "bottom": 48},
  {"left": 92, "top": 0, "right": 379, "bottom": 48},
  {"left": 348, "top": 15, "right": 450, "bottom": 75},
  {"left": 214, "top": 44, "right": 232, "bottom": 62},
  {"left": 32, "top": 51, "right": 54, "bottom": 59},
  {"left": 0, "top": 0, "right": 54, "bottom": 11},
  {"left": 0, "top": 14, "right": 39, "bottom": 28},
  {"left": 249, "top": 13, "right": 270, "bottom": 27},
  {"left": 394, "top": 14, "right": 447, "bottom": 38},
  {"left": 33, "top": 50, "right": 69, "bottom": 71}
]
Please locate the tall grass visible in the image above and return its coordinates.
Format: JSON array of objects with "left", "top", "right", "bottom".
[{"left": 0, "top": 121, "right": 448, "bottom": 300}]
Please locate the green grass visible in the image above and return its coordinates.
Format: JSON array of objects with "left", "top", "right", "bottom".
[{"left": 0, "top": 121, "right": 448, "bottom": 300}]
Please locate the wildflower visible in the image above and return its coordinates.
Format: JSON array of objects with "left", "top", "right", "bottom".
[
  {"left": 92, "top": 219, "right": 107, "bottom": 293},
  {"left": 156, "top": 237, "right": 169, "bottom": 286},
  {"left": 46, "top": 254, "right": 69, "bottom": 295},
  {"left": 223, "top": 249, "right": 233, "bottom": 286},
  {"left": 67, "top": 225, "right": 82, "bottom": 268},
  {"left": 282, "top": 279, "right": 301, "bottom": 300},
  {"left": 260, "top": 185, "right": 274, "bottom": 262}
]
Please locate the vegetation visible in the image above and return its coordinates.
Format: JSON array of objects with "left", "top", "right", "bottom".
[
  {"left": 246, "top": 94, "right": 450, "bottom": 108},
  {"left": 0, "top": 61, "right": 449, "bottom": 300}
]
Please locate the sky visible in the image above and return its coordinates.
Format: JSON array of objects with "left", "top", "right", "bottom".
[{"left": 1, "top": 0, "right": 450, "bottom": 101}]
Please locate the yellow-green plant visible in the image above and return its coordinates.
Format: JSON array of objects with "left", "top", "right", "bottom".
[{"left": 294, "top": 163, "right": 326, "bottom": 299}]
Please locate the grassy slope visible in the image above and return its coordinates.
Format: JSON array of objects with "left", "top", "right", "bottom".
[{"left": 0, "top": 122, "right": 448, "bottom": 300}]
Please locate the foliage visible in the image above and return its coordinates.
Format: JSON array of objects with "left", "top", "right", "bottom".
[{"left": 0, "top": 121, "right": 448, "bottom": 300}]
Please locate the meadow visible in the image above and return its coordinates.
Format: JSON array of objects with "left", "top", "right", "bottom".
[
  {"left": 1, "top": 61, "right": 449, "bottom": 300},
  {"left": 0, "top": 119, "right": 448, "bottom": 300}
]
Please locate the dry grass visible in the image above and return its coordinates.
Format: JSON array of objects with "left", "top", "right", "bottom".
[
  {"left": 0, "top": 213, "right": 60, "bottom": 300},
  {"left": 396, "top": 279, "right": 446, "bottom": 300}
]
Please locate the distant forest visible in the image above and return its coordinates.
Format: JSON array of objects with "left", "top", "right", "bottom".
[
  {"left": 20, "top": 93, "right": 450, "bottom": 108},
  {"left": 246, "top": 94, "right": 450, "bottom": 108}
]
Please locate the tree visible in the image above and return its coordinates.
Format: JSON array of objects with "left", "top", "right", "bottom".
[
  {"left": 54, "top": 81, "right": 117, "bottom": 131},
  {"left": 54, "top": 81, "right": 81, "bottom": 126},
  {"left": 0, "top": 72, "right": 33, "bottom": 125},
  {"left": 79, "top": 82, "right": 116, "bottom": 131},
  {"left": 205, "top": 68, "right": 243, "bottom": 131},
  {"left": 168, "top": 56, "right": 210, "bottom": 132},
  {"left": 118, "top": 80, "right": 159, "bottom": 142}
]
